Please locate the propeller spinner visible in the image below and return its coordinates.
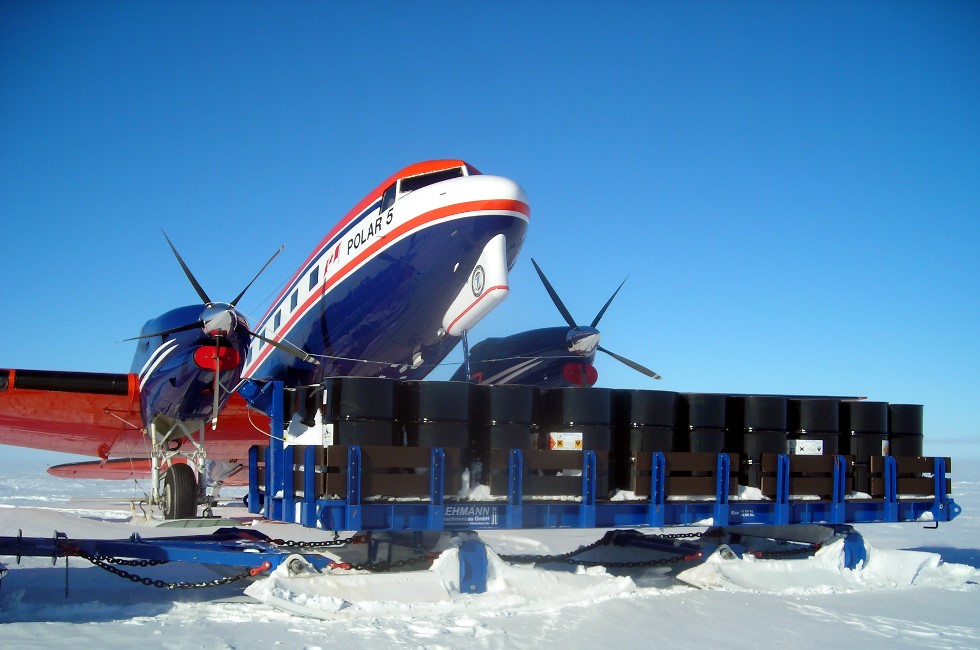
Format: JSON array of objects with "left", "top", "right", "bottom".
[{"left": 530, "top": 258, "right": 661, "bottom": 381}]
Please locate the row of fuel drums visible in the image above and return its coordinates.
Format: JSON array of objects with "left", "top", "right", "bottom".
[{"left": 291, "top": 378, "right": 924, "bottom": 492}]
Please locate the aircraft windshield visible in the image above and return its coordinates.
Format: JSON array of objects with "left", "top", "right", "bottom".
[{"left": 399, "top": 167, "right": 465, "bottom": 194}]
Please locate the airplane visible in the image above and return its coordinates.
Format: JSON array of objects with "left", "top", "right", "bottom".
[
  {"left": 0, "top": 159, "right": 530, "bottom": 518},
  {"left": 450, "top": 259, "right": 661, "bottom": 387}
]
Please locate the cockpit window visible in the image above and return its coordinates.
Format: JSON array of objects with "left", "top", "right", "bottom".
[
  {"left": 399, "top": 167, "right": 465, "bottom": 195},
  {"left": 380, "top": 184, "right": 396, "bottom": 212}
]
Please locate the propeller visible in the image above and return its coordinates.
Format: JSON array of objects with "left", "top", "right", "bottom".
[
  {"left": 530, "top": 258, "right": 661, "bottom": 381},
  {"left": 125, "top": 231, "right": 320, "bottom": 426},
  {"left": 128, "top": 231, "right": 318, "bottom": 365}
]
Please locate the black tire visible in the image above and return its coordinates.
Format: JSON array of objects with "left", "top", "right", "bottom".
[{"left": 162, "top": 463, "right": 197, "bottom": 520}]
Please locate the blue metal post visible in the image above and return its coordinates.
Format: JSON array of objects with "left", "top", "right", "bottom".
[
  {"left": 831, "top": 455, "right": 846, "bottom": 524},
  {"left": 884, "top": 455, "right": 898, "bottom": 522},
  {"left": 714, "top": 453, "right": 730, "bottom": 526},
  {"left": 647, "top": 452, "right": 666, "bottom": 528},
  {"left": 458, "top": 536, "right": 488, "bottom": 594},
  {"left": 346, "top": 445, "right": 362, "bottom": 530},
  {"left": 506, "top": 449, "right": 523, "bottom": 529},
  {"left": 428, "top": 447, "right": 445, "bottom": 530},
  {"left": 283, "top": 446, "right": 296, "bottom": 524},
  {"left": 581, "top": 450, "right": 597, "bottom": 528},
  {"left": 268, "top": 381, "right": 285, "bottom": 521},
  {"left": 303, "top": 445, "right": 317, "bottom": 527},
  {"left": 838, "top": 525, "right": 867, "bottom": 570},
  {"left": 248, "top": 445, "right": 260, "bottom": 515},
  {"left": 933, "top": 457, "right": 949, "bottom": 522},
  {"left": 775, "top": 454, "right": 790, "bottom": 525},
  {"left": 263, "top": 446, "right": 272, "bottom": 518}
]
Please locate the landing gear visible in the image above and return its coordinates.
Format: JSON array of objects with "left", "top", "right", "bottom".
[
  {"left": 162, "top": 463, "right": 198, "bottom": 520},
  {"left": 148, "top": 416, "right": 207, "bottom": 519}
]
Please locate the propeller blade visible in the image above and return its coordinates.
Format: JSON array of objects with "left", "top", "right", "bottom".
[
  {"left": 597, "top": 345, "right": 661, "bottom": 380},
  {"left": 249, "top": 330, "right": 321, "bottom": 366},
  {"left": 162, "top": 230, "right": 211, "bottom": 304},
  {"left": 120, "top": 321, "right": 203, "bottom": 342},
  {"left": 590, "top": 277, "right": 628, "bottom": 328},
  {"left": 531, "top": 258, "right": 577, "bottom": 328},
  {"left": 231, "top": 245, "right": 285, "bottom": 307}
]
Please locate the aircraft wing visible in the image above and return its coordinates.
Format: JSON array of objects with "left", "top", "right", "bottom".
[
  {"left": 0, "top": 368, "right": 266, "bottom": 461},
  {"left": 47, "top": 457, "right": 250, "bottom": 486}
]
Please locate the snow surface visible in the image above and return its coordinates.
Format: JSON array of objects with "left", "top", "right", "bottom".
[{"left": 0, "top": 461, "right": 978, "bottom": 649}]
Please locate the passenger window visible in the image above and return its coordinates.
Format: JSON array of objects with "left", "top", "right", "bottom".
[
  {"left": 290, "top": 290, "right": 298, "bottom": 312},
  {"left": 309, "top": 267, "right": 319, "bottom": 291},
  {"left": 274, "top": 310, "right": 281, "bottom": 330}
]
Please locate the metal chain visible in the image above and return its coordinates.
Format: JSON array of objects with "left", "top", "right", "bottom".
[
  {"left": 498, "top": 537, "right": 611, "bottom": 565},
  {"left": 102, "top": 556, "right": 168, "bottom": 567},
  {"left": 268, "top": 534, "right": 363, "bottom": 550},
  {"left": 659, "top": 531, "right": 706, "bottom": 540},
  {"left": 342, "top": 552, "right": 438, "bottom": 572},
  {"left": 499, "top": 549, "right": 702, "bottom": 569},
  {"left": 68, "top": 548, "right": 266, "bottom": 590},
  {"left": 565, "top": 552, "right": 703, "bottom": 569}
]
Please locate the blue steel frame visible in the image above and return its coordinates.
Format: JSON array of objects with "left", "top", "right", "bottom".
[{"left": 244, "top": 381, "right": 961, "bottom": 533}]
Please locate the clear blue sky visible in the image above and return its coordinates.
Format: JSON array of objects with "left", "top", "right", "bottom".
[{"left": 1, "top": 2, "right": 978, "bottom": 464}]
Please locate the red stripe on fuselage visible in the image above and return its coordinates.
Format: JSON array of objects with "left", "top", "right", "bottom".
[{"left": 244, "top": 198, "right": 529, "bottom": 376}]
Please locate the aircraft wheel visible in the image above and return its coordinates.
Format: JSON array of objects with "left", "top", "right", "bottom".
[{"left": 162, "top": 464, "right": 197, "bottom": 519}]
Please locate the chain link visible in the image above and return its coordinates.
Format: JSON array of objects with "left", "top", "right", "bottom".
[{"left": 67, "top": 547, "right": 266, "bottom": 590}]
